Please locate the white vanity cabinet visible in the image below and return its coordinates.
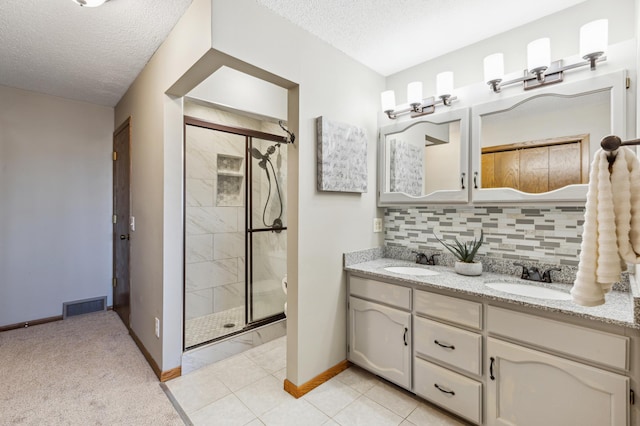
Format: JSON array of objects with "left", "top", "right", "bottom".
[
  {"left": 346, "top": 271, "right": 637, "bottom": 425},
  {"left": 486, "top": 306, "right": 630, "bottom": 426},
  {"left": 413, "top": 289, "right": 484, "bottom": 424},
  {"left": 347, "top": 276, "right": 412, "bottom": 388}
]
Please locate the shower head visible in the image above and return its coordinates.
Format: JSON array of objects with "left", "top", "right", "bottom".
[{"left": 250, "top": 147, "right": 264, "bottom": 160}]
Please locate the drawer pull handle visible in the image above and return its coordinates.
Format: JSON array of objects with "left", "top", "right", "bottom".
[
  {"left": 403, "top": 327, "right": 408, "bottom": 346},
  {"left": 434, "top": 384, "right": 455, "bottom": 396},
  {"left": 490, "top": 357, "right": 496, "bottom": 380},
  {"left": 434, "top": 340, "right": 455, "bottom": 350}
]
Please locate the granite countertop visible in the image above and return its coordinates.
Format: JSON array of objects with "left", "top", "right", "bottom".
[{"left": 345, "top": 257, "right": 639, "bottom": 329}]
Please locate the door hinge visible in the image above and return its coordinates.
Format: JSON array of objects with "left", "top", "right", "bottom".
[
  {"left": 112, "top": 215, "right": 117, "bottom": 224},
  {"left": 113, "top": 278, "right": 117, "bottom": 288},
  {"left": 631, "top": 389, "right": 635, "bottom": 405},
  {"left": 113, "top": 151, "right": 117, "bottom": 161},
  {"left": 347, "top": 344, "right": 350, "bottom": 353},
  {"left": 626, "top": 77, "right": 631, "bottom": 89}
]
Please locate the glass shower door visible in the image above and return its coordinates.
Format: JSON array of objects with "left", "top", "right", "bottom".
[{"left": 248, "top": 137, "right": 287, "bottom": 322}]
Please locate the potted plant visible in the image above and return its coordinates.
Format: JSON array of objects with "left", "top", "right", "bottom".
[{"left": 434, "top": 230, "right": 484, "bottom": 276}]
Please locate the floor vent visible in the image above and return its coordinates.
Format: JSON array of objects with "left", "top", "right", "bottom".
[{"left": 63, "top": 296, "right": 107, "bottom": 319}]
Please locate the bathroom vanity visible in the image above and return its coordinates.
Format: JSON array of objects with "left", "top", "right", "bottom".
[{"left": 345, "top": 258, "right": 640, "bottom": 425}]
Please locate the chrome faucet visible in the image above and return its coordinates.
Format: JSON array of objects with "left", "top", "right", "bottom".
[
  {"left": 412, "top": 251, "right": 439, "bottom": 265},
  {"left": 514, "top": 263, "right": 561, "bottom": 283}
]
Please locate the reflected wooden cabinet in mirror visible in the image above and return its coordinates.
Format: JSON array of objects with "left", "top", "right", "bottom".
[{"left": 481, "top": 134, "right": 589, "bottom": 193}]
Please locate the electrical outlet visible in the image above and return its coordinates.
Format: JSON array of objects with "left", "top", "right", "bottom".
[
  {"left": 154, "top": 317, "right": 160, "bottom": 338},
  {"left": 373, "top": 218, "right": 383, "bottom": 233}
]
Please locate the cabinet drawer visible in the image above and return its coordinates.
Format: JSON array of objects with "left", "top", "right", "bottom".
[
  {"left": 487, "top": 306, "right": 629, "bottom": 371},
  {"left": 350, "top": 276, "right": 411, "bottom": 310},
  {"left": 415, "top": 290, "right": 482, "bottom": 329},
  {"left": 414, "top": 316, "right": 482, "bottom": 376},
  {"left": 414, "top": 357, "right": 482, "bottom": 425}
]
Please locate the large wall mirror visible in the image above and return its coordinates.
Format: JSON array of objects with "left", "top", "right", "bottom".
[
  {"left": 378, "top": 108, "right": 469, "bottom": 205},
  {"left": 471, "top": 70, "right": 627, "bottom": 203}
]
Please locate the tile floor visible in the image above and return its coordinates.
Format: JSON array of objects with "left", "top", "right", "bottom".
[
  {"left": 185, "top": 285, "right": 285, "bottom": 348},
  {"left": 164, "top": 336, "right": 468, "bottom": 426},
  {"left": 185, "top": 306, "right": 246, "bottom": 348}
]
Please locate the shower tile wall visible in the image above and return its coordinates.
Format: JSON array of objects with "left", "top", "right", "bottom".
[
  {"left": 385, "top": 206, "right": 585, "bottom": 266},
  {"left": 185, "top": 125, "right": 245, "bottom": 320},
  {"left": 250, "top": 138, "right": 287, "bottom": 320}
]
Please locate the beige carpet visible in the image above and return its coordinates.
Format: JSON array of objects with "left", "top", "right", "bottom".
[{"left": 0, "top": 310, "right": 184, "bottom": 425}]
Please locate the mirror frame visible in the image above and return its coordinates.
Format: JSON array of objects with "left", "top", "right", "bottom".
[
  {"left": 378, "top": 107, "right": 470, "bottom": 206},
  {"left": 470, "top": 69, "right": 627, "bottom": 204}
]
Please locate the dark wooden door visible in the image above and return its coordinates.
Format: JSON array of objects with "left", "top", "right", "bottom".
[{"left": 113, "top": 118, "right": 131, "bottom": 327}]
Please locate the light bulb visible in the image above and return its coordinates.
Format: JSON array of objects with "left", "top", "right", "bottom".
[
  {"left": 407, "top": 82, "right": 423, "bottom": 106},
  {"left": 527, "top": 38, "right": 551, "bottom": 74},
  {"left": 580, "top": 19, "right": 608, "bottom": 59},
  {"left": 72, "top": 0, "right": 108, "bottom": 7},
  {"left": 436, "top": 72, "right": 454, "bottom": 98},
  {"left": 381, "top": 90, "right": 396, "bottom": 113},
  {"left": 484, "top": 53, "right": 504, "bottom": 83}
]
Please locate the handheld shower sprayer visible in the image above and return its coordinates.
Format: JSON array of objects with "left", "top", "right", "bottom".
[
  {"left": 250, "top": 123, "right": 295, "bottom": 232},
  {"left": 251, "top": 143, "right": 284, "bottom": 231}
]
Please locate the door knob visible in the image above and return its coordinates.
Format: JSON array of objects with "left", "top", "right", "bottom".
[{"left": 120, "top": 234, "right": 129, "bottom": 240}]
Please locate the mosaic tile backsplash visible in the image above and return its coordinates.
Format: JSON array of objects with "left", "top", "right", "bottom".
[{"left": 385, "top": 206, "right": 586, "bottom": 268}]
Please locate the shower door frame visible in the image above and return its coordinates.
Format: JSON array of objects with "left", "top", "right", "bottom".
[{"left": 183, "top": 116, "right": 287, "bottom": 350}]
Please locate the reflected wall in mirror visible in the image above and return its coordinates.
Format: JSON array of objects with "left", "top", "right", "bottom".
[
  {"left": 379, "top": 108, "right": 469, "bottom": 206},
  {"left": 387, "top": 120, "right": 460, "bottom": 195},
  {"left": 471, "top": 70, "right": 627, "bottom": 203}
]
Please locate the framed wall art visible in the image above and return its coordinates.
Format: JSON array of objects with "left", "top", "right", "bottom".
[{"left": 316, "top": 116, "right": 368, "bottom": 193}]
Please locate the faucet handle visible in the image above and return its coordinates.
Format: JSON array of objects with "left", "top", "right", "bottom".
[
  {"left": 412, "top": 251, "right": 428, "bottom": 264},
  {"left": 542, "top": 267, "right": 562, "bottom": 283},
  {"left": 513, "top": 262, "right": 530, "bottom": 279},
  {"left": 427, "top": 253, "right": 440, "bottom": 265}
]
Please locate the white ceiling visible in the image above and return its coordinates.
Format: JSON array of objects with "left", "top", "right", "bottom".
[
  {"left": 0, "top": 0, "right": 587, "bottom": 107},
  {"left": 0, "top": 0, "right": 192, "bottom": 106},
  {"left": 256, "top": 0, "right": 588, "bottom": 76}
]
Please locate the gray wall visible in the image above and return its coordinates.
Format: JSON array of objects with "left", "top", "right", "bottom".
[{"left": 0, "top": 85, "right": 113, "bottom": 326}]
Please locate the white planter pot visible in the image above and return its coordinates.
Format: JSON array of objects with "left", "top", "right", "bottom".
[{"left": 455, "top": 261, "right": 483, "bottom": 276}]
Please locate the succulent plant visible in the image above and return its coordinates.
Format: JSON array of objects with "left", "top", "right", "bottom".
[{"left": 434, "top": 230, "right": 484, "bottom": 263}]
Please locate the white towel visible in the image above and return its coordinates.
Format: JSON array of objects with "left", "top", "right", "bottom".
[{"left": 571, "top": 147, "right": 640, "bottom": 306}]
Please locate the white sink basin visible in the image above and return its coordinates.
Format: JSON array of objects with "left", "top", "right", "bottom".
[
  {"left": 485, "top": 282, "right": 572, "bottom": 300},
  {"left": 384, "top": 266, "right": 439, "bottom": 276}
]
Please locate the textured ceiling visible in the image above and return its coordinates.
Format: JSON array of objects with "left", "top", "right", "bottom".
[
  {"left": 1, "top": 0, "right": 588, "bottom": 107},
  {"left": 257, "top": 0, "right": 588, "bottom": 76},
  {"left": 0, "top": 0, "right": 192, "bottom": 106}
]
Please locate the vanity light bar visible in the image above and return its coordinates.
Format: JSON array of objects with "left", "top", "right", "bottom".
[
  {"left": 381, "top": 72, "right": 458, "bottom": 120},
  {"left": 484, "top": 19, "right": 608, "bottom": 93}
]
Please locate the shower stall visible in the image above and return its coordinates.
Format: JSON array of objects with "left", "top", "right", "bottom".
[{"left": 183, "top": 116, "right": 287, "bottom": 349}]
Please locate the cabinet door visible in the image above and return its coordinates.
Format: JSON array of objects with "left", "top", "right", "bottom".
[
  {"left": 348, "top": 296, "right": 411, "bottom": 389},
  {"left": 487, "top": 338, "right": 629, "bottom": 426}
]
